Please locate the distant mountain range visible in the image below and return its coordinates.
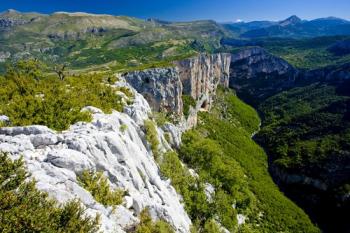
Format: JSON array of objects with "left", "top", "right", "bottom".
[
  {"left": 223, "top": 15, "right": 350, "bottom": 38},
  {"left": 0, "top": 9, "right": 231, "bottom": 71},
  {"left": 1, "top": 9, "right": 350, "bottom": 72}
]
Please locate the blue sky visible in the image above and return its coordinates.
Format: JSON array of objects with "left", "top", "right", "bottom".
[{"left": 1, "top": 0, "right": 349, "bottom": 22}]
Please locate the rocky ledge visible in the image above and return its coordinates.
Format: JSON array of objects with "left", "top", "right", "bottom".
[{"left": 0, "top": 77, "right": 191, "bottom": 233}]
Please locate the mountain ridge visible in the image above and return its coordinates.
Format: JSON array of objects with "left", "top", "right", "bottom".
[{"left": 223, "top": 15, "right": 350, "bottom": 38}]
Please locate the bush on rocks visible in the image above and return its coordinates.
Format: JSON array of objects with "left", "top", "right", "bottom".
[
  {"left": 0, "top": 153, "right": 100, "bottom": 233},
  {"left": 133, "top": 208, "right": 174, "bottom": 233},
  {"left": 78, "top": 170, "right": 125, "bottom": 207}
]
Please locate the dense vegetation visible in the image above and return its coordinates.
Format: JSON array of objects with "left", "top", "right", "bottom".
[
  {"left": 132, "top": 208, "right": 175, "bottom": 233},
  {"left": 160, "top": 87, "right": 319, "bottom": 232},
  {"left": 257, "top": 83, "right": 350, "bottom": 178},
  {"left": 78, "top": 170, "right": 125, "bottom": 207},
  {"left": 0, "top": 60, "right": 133, "bottom": 131},
  {"left": 160, "top": 151, "right": 220, "bottom": 232},
  {"left": 254, "top": 82, "right": 350, "bottom": 232},
  {"left": 0, "top": 153, "right": 100, "bottom": 233}
]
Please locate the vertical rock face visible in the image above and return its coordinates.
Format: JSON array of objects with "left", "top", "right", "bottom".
[
  {"left": 124, "top": 68, "right": 183, "bottom": 115},
  {"left": 123, "top": 53, "right": 231, "bottom": 121},
  {"left": 228, "top": 47, "right": 350, "bottom": 104},
  {"left": 175, "top": 53, "right": 231, "bottom": 110},
  {"left": 229, "top": 47, "right": 299, "bottom": 103}
]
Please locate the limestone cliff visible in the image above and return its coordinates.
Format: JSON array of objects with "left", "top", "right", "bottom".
[
  {"left": 228, "top": 47, "right": 350, "bottom": 104},
  {"left": 123, "top": 68, "right": 183, "bottom": 115},
  {"left": 124, "top": 53, "right": 231, "bottom": 129},
  {"left": 0, "top": 53, "right": 232, "bottom": 233},
  {"left": 229, "top": 47, "right": 299, "bottom": 103},
  {"left": 175, "top": 53, "right": 231, "bottom": 110},
  {"left": 0, "top": 77, "right": 191, "bottom": 233}
]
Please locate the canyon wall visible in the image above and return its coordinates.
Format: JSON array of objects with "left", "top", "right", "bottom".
[
  {"left": 229, "top": 47, "right": 350, "bottom": 104},
  {"left": 124, "top": 68, "right": 183, "bottom": 115},
  {"left": 175, "top": 53, "right": 231, "bottom": 108},
  {"left": 229, "top": 47, "right": 299, "bottom": 103},
  {"left": 124, "top": 53, "right": 231, "bottom": 129}
]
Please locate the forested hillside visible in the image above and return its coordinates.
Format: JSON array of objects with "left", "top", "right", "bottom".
[
  {"left": 256, "top": 83, "right": 350, "bottom": 232},
  {"left": 161, "top": 87, "right": 319, "bottom": 232}
]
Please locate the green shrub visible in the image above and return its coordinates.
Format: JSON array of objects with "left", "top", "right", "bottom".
[
  {"left": 203, "top": 219, "right": 223, "bottom": 233},
  {"left": 182, "top": 95, "right": 196, "bottom": 118},
  {"left": 106, "top": 75, "right": 118, "bottom": 84},
  {"left": 152, "top": 111, "right": 171, "bottom": 127},
  {"left": 159, "top": 151, "right": 217, "bottom": 230},
  {"left": 144, "top": 120, "right": 160, "bottom": 160},
  {"left": 160, "top": 151, "right": 195, "bottom": 194},
  {"left": 0, "top": 121, "right": 6, "bottom": 128},
  {"left": 120, "top": 124, "right": 128, "bottom": 133},
  {"left": 0, "top": 153, "right": 100, "bottom": 233},
  {"left": 133, "top": 208, "right": 174, "bottom": 233},
  {"left": 0, "top": 60, "right": 133, "bottom": 131},
  {"left": 164, "top": 132, "right": 171, "bottom": 144},
  {"left": 78, "top": 170, "right": 124, "bottom": 207}
]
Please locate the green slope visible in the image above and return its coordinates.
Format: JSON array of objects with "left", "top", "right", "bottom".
[{"left": 162, "top": 87, "right": 319, "bottom": 232}]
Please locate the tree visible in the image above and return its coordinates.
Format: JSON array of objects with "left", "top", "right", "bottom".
[{"left": 54, "top": 64, "right": 67, "bottom": 81}]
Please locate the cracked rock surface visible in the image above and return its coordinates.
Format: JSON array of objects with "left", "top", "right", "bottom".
[{"left": 0, "top": 79, "right": 191, "bottom": 233}]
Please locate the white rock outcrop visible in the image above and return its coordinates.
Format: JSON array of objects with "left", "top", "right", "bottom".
[{"left": 0, "top": 78, "right": 191, "bottom": 233}]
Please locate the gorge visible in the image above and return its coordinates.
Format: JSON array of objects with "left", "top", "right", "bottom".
[
  {"left": 0, "top": 9, "right": 350, "bottom": 233},
  {"left": 1, "top": 50, "right": 341, "bottom": 232}
]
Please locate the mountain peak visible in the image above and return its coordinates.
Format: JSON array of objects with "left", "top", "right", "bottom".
[
  {"left": 6, "top": 9, "right": 19, "bottom": 13},
  {"left": 0, "top": 9, "right": 20, "bottom": 15},
  {"left": 279, "top": 15, "right": 302, "bottom": 26}
]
